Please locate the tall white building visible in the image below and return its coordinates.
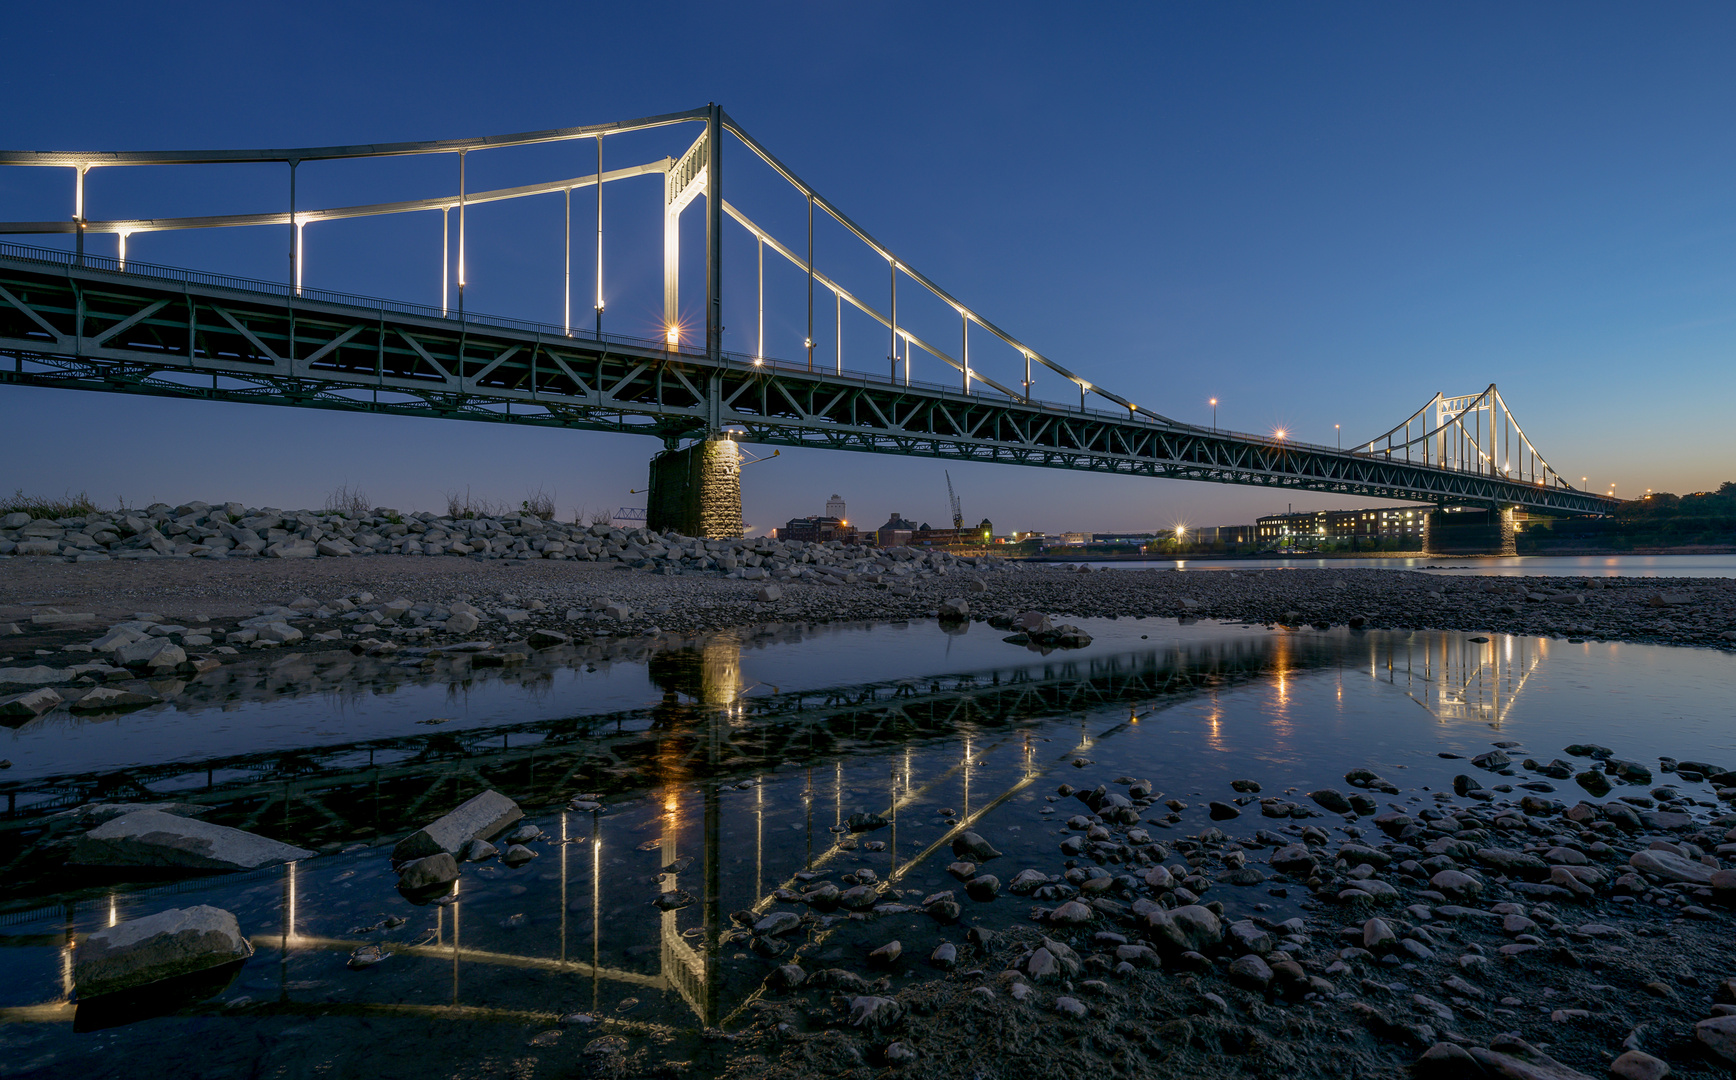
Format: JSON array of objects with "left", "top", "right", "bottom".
[{"left": 826, "top": 494, "right": 846, "bottom": 521}]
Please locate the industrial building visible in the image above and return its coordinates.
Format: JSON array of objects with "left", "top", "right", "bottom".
[{"left": 1256, "top": 506, "right": 1430, "bottom": 548}]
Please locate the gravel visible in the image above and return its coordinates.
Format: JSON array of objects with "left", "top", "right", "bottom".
[{"left": 3, "top": 551, "right": 1734, "bottom": 657}]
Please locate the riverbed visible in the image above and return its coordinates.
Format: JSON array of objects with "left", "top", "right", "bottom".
[{"left": 3, "top": 615, "right": 1735, "bottom": 1078}]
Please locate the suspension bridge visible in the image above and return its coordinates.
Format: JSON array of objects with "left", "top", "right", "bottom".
[{"left": 0, "top": 105, "right": 1618, "bottom": 538}]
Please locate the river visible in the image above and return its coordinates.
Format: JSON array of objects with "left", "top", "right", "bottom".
[{"left": 2, "top": 615, "right": 1733, "bottom": 1074}]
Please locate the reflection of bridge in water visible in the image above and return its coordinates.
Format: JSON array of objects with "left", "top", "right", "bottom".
[
  {"left": 2, "top": 628, "right": 1360, "bottom": 1029},
  {"left": 1, "top": 629, "right": 1335, "bottom": 830},
  {"left": 1362, "top": 632, "right": 1544, "bottom": 727}
]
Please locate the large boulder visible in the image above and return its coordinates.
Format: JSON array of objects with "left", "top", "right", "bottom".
[
  {"left": 392, "top": 790, "right": 523, "bottom": 862},
  {"left": 951, "top": 831, "right": 1002, "bottom": 861},
  {"left": 114, "top": 638, "right": 187, "bottom": 670},
  {"left": 1629, "top": 849, "right": 1714, "bottom": 885},
  {"left": 1144, "top": 904, "right": 1223, "bottom": 954},
  {"left": 1466, "top": 1034, "right": 1596, "bottom": 1080},
  {"left": 73, "top": 905, "right": 253, "bottom": 998},
  {"left": 1697, "top": 1016, "right": 1736, "bottom": 1065},
  {"left": 71, "top": 810, "right": 313, "bottom": 871},
  {"left": 397, "top": 852, "right": 460, "bottom": 890},
  {"left": 937, "top": 598, "right": 970, "bottom": 621},
  {"left": 1270, "top": 843, "right": 1318, "bottom": 876}
]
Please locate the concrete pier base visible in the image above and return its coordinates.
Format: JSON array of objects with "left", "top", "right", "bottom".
[
  {"left": 1426, "top": 506, "right": 1516, "bottom": 556},
  {"left": 646, "top": 436, "right": 743, "bottom": 539}
]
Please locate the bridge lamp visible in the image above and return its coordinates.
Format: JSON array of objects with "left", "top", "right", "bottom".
[
  {"left": 1209, "top": 398, "right": 1217, "bottom": 432},
  {"left": 666, "top": 324, "right": 680, "bottom": 347},
  {"left": 1274, "top": 428, "right": 1287, "bottom": 441}
]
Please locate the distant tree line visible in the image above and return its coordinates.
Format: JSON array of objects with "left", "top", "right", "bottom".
[{"left": 1520, "top": 481, "right": 1736, "bottom": 550}]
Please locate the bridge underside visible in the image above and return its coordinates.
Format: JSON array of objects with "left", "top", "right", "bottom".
[{"left": 0, "top": 253, "right": 1617, "bottom": 515}]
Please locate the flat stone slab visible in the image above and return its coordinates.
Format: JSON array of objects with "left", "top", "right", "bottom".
[
  {"left": 0, "top": 687, "right": 63, "bottom": 718},
  {"left": 56, "top": 803, "right": 208, "bottom": 828},
  {"left": 68, "top": 686, "right": 161, "bottom": 712},
  {"left": 74, "top": 905, "right": 253, "bottom": 998},
  {"left": 0, "top": 666, "right": 66, "bottom": 687},
  {"left": 32, "top": 612, "right": 98, "bottom": 627},
  {"left": 1629, "top": 848, "right": 1714, "bottom": 885},
  {"left": 392, "top": 789, "right": 523, "bottom": 862},
  {"left": 71, "top": 809, "right": 313, "bottom": 871}
]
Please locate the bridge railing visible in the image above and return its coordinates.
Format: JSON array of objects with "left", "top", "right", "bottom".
[
  {"left": 0, "top": 239, "right": 1186, "bottom": 424},
  {"left": 0, "top": 239, "right": 674, "bottom": 354}
]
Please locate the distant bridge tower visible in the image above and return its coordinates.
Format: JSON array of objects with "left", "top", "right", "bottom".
[{"left": 826, "top": 493, "right": 846, "bottom": 520}]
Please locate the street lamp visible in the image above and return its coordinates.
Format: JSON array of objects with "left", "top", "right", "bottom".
[
  {"left": 1335, "top": 423, "right": 1340, "bottom": 450},
  {"left": 1209, "top": 398, "right": 1217, "bottom": 432}
]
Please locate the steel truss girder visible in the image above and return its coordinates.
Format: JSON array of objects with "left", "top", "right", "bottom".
[{"left": 0, "top": 257, "right": 1619, "bottom": 515}]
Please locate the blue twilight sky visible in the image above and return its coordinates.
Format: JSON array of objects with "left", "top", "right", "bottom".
[{"left": 3, "top": 2, "right": 1734, "bottom": 534}]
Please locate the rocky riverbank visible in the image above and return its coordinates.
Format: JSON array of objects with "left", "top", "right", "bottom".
[
  {"left": 691, "top": 744, "right": 1736, "bottom": 1080},
  {"left": 3, "top": 541, "right": 1735, "bottom": 1077},
  {"left": 2, "top": 540, "right": 1733, "bottom": 684},
  {"left": 25, "top": 734, "right": 1736, "bottom": 1080}
]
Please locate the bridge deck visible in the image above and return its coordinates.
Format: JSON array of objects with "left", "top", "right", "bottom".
[{"left": 0, "top": 245, "right": 1618, "bottom": 514}]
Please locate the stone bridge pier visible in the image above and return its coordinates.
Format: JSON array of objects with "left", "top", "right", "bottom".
[
  {"left": 1425, "top": 505, "right": 1516, "bottom": 556},
  {"left": 646, "top": 434, "right": 743, "bottom": 539}
]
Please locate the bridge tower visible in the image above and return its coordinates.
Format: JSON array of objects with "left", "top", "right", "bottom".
[
  {"left": 646, "top": 434, "right": 744, "bottom": 538},
  {"left": 646, "top": 104, "right": 741, "bottom": 538},
  {"left": 1425, "top": 505, "right": 1517, "bottom": 556}
]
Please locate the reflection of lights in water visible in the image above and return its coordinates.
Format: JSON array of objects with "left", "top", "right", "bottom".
[
  {"left": 560, "top": 812, "right": 569, "bottom": 962},
  {"left": 287, "top": 860, "right": 298, "bottom": 942},
  {"left": 702, "top": 636, "right": 743, "bottom": 709},
  {"left": 963, "top": 735, "right": 973, "bottom": 818},
  {"left": 591, "top": 833, "right": 601, "bottom": 1010},
  {"left": 60, "top": 945, "right": 73, "bottom": 1000},
  {"left": 108, "top": 893, "right": 117, "bottom": 928}
]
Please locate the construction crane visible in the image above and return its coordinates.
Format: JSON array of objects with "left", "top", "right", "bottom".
[{"left": 945, "top": 470, "right": 964, "bottom": 531}]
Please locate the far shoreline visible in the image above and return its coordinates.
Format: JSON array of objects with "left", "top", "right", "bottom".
[{"left": 1015, "top": 545, "right": 1736, "bottom": 563}]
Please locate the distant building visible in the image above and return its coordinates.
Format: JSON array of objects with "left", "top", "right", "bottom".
[
  {"left": 1059, "top": 532, "right": 1090, "bottom": 546},
  {"left": 876, "top": 512, "right": 920, "bottom": 547},
  {"left": 776, "top": 516, "right": 857, "bottom": 544},
  {"left": 1193, "top": 525, "right": 1256, "bottom": 546},
  {"left": 826, "top": 494, "right": 847, "bottom": 520},
  {"left": 1256, "top": 506, "right": 1429, "bottom": 547},
  {"left": 910, "top": 518, "right": 995, "bottom": 548}
]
